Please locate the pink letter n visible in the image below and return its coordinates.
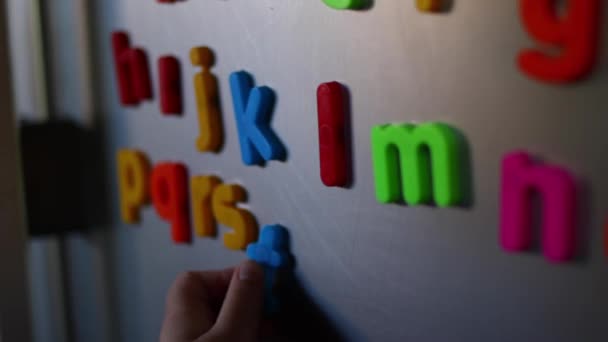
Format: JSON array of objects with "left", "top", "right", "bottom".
[{"left": 500, "top": 151, "right": 577, "bottom": 263}]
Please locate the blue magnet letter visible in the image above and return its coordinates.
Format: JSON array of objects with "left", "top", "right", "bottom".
[
  {"left": 247, "top": 225, "right": 290, "bottom": 268},
  {"left": 247, "top": 225, "right": 291, "bottom": 313},
  {"left": 229, "top": 71, "right": 286, "bottom": 165}
]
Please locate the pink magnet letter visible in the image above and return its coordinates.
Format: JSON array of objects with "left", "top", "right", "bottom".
[{"left": 500, "top": 151, "right": 577, "bottom": 263}]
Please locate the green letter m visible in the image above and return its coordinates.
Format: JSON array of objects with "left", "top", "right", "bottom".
[{"left": 370, "top": 122, "right": 464, "bottom": 207}]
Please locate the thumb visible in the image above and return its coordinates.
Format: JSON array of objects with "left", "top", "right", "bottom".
[{"left": 207, "top": 260, "right": 264, "bottom": 341}]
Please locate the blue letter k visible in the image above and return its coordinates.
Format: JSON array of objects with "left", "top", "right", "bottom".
[{"left": 229, "top": 71, "right": 286, "bottom": 165}]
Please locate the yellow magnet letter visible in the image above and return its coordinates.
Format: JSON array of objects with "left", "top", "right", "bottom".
[
  {"left": 417, "top": 0, "right": 441, "bottom": 12},
  {"left": 191, "top": 46, "right": 223, "bottom": 153},
  {"left": 190, "top": 175, "right": 222, "bottom": 237},
  {"left": 117, "top": 149, "right": 150, "bottom": 223},
  {"left": 212, "top": 184, "right": 258, "bottom": 250}
]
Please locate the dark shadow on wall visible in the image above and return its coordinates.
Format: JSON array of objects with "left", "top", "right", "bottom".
[
  {"left": 574, "top": 179, "right": 593, "bottom": 263},
  {"left": 359, "top": 0, "right": 375, "bottom": 11},
  {"left": 270, "top": 271, "right": 349, "bottom": 342},
  {"left": 453, "top": 127, "right": 474, "bottom": 209},
  {"left": 440, "top": 0, "right": 455, "bottom": 13},
  {"left": 259, "top": 229, "right": 351, "bottom": 341},
  {"left": 342, "top": 84, "right": 356, "bottom": 189}
]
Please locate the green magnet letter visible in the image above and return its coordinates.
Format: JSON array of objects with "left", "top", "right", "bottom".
[
  {"left": 370, "top": 122, "right": 464, "bottom": 207},
  {"left": 323, "top": 0, "right": 365, "bottom": 10}
]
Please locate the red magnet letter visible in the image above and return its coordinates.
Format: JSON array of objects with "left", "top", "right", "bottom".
[
  {"left": 151, "top": 163, "right": 191, "bottom": 243},
  {"left": 128, "top": 48, "right": 153, "bottom": 101},
  {"left": 159, "top": 56, "right": 183, "bottom": 115},
  {"left": 518, "top": 0, "right": 600, "bottom": 83},
  {"left": 111, "top": 32, "right": 136, "bottom": 105},
  {"left": 111, "top": 31, "right": 153, "bottom": 106},
  {"left": 317, "top": 81, "right": 349, "bottom": 187}
]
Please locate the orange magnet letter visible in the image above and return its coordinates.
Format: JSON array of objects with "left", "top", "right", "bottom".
[
  {"left": 151, "top": 163, "right": 191, "bottom": 243},
  {"left": 212, "top": 184, "right": 258, "bottom": 250},
  {"left": 190, "top": 175, "right": 222, "bottom": 238},
  {"left": 117, "top": 149, "right": 150, "bottom": 223},
  {"left": 191, "top": 47, "right": 223, "bottom": 152}
]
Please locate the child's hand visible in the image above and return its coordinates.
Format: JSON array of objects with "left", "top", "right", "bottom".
[{"left": 160, "top": 260, "right": 264, "bottom": 342}]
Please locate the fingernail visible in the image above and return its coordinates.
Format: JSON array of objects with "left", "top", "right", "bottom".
[{"left": 239, "top": 260, "right": 262, "bottom": 281}]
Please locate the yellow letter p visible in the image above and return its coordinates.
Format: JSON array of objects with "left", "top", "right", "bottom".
[{"left": 117, "top": 149, "right": 150, "bottom": 223}]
